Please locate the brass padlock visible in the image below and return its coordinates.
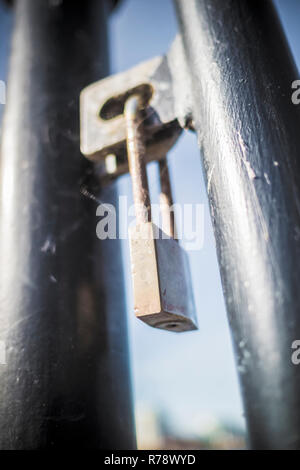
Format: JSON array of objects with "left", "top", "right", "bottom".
[{"left": 125, "top": 95, "right": 197, "bottom": 332}]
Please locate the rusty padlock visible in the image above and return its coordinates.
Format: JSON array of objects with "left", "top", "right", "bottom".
[{"left": 125, "top": 95, "right": 197, "bottom": 332}]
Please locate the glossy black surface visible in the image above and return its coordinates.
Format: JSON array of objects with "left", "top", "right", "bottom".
[
  {"left": 0, "top": 0, "right": 135, "bottom": 449},
  {"left": 175, "top": 0, "right": 300, "bottom": 449}
]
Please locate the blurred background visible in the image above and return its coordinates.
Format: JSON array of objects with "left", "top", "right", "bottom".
[{"left": 0, "top": 0, "right": 299, "bottom": 450}]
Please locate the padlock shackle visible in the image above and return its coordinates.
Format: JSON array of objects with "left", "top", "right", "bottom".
[
  {"left": 158, "top": 157, "right": 176, "bottom": 240},
  {"left": 125, "top": 95, "right": 152, "bottom": 224}
]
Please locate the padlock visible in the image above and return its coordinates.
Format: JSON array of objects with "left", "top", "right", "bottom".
[{"left": 125, "top": 95, "right": 197, "bottom": 332}]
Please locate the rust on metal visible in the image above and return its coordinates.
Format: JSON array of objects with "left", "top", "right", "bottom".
[
  {"left": 124, "top": 95, "right": 151, "bottom": 224},
  {"left": 158, "top": 157, "right": 176, "bottom": 239}
]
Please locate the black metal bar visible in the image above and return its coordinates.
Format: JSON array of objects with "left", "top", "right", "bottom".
[
  {"left": 0, "top": 0, "right": 135, "bottom": 449},
  {"left": 174, "top": 0, "right": 300, "bottom": 449}
]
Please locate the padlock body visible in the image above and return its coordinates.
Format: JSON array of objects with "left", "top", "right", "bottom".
[{"left": 129, "top": 222, "right": 197, "bottom": 332}]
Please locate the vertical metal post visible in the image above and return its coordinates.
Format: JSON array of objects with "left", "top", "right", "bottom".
[
  {"left": 0, "top": 0, "right": 135, "bottom": 449},
  {"left": 175, "top": 0, "right": 300, "bottom": 449}
]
